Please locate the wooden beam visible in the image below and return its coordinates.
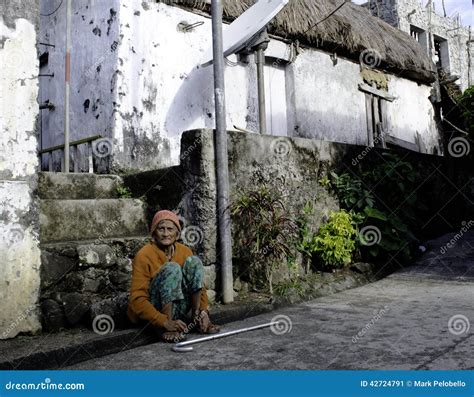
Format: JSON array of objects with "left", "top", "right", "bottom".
[
  {"left": 365, "top": 93, "right": 374, "bottom": 147},
  {"left": 359, "top": 83, "right": 396, "bottom": 102},
  {"left": 385, "top": 134, "right": 419, "bottom": 152},
  {"left": 39, "top": 135, "right": 103, "bottom": 154}
]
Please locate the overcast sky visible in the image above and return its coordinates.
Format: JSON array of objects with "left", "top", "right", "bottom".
[{"left": 352, "top": 0, "right": 472, "bottom": 27}]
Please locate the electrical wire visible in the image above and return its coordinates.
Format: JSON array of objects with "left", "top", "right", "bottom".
[
  {"left": 302, "top": 1, "right": 348, "bottom": 35},
  {"left": 40, "top": 0, "right": 64, "bottom": 17}
]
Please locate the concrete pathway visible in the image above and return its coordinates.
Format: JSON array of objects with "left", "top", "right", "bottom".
[{"left": 67, "top": 232, "right": 474, "bottom": 370}]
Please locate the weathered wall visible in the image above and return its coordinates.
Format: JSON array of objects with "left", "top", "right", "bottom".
[
  {"left": 290, "top": 48, "right": 368, "bottom": 145},
  {"left": 291, "top": 47, "right": 440, "bottom": 153},
  {"left": 369, "top": 0, "right": 473, "bottom": 91},
  {"left": 386, "top": 75, "right": 440, "bottom": 150},
  {"left": 39, "top": 0, "right": 120, "bottom": 170},
  {"left": 0, "top": 2, "right": 42, "bottom": 338},
  {"left": 39, "top": 1, "right": 443, "bottom": 172},
  {"left": 112, "top": 2, "right": 257, "bottom": 171}
]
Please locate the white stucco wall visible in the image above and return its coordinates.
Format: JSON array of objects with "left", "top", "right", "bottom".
[
  {"left": 114, "top": 2, "right": 258, "bottom": 169},
  {"left": 386, "top": 76, "right": 440, "bottom": 152},
  {"left": 0, "top": 15, "right": 42, "bottom": 339},
  {"left": 39, "top": 1, "right": 443, "bottom": 171},
  {"left": 290, "top": 48, "right": 368, "bottom": 145}
]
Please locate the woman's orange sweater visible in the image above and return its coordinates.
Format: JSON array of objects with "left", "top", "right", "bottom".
[{"left": 127, "top": 242, "right": 209, "bottom": 328}]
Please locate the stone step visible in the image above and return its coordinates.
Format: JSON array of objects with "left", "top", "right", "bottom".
[
  {"left": 40, "top": 199, "right": 148, "bottom": 243},
  {"left": 38, "top": 172, "right": 124, "bottom": 200}
]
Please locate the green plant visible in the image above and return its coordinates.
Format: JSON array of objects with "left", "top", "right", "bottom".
[
  {"left": 295, "top": 200, "right": 317, "bottom": 274},
  {"left": 328, "top": 154, "right": 420, "bottom": 262},
  {"left": 117, "top": 186, "right": 132, "bottom": 199},
  {"left": 457, "top": 85, "right": 474, "bottom": 137},
  {"left": 274, "top": 278, "right": 305, "bottom": 298},
  {"left": 330, "top": 171, "right": 374, "bottom": 212},
  {"left": 313, "top": 210, "right": 357, "bottom": 269},
  {"left": 231, "top": 185, "right": 298, "bottom": 295}
]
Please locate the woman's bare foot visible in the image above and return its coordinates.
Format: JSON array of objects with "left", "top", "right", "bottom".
[
  {"left": 194, "top": 310, "right": 220, "bottom": 334},
  {"left": 161, "top": 331, "right": 187, "bottom": 343}
]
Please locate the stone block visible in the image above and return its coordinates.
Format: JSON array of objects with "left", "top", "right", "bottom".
[
  {"left": 109, "top": 270, "right": 131, "bottom": 291},
  {"left": 38, "top": 172, "right": 123, "bottom": 200},
  {"left": 206, "top": 289, "right": 216, "bottom": 304},
  {"left": 77, "top": 244, "right": 117, "bottom": 267},
  {"left": 40, "top": 299, "right": 66, "bottom": 332},
  {"left": 60, "top": 268, "right": 106, "bottom": 293},
  {"left": 117, "top": 257, "right": 133, "bottom": 273},
  {"left": 40, "top": 251, "right": 76, "bottom": 290},
  {"left": 59, "top": 293, "right": 91, "bottom": 325},
  {"left": 40, "top": 199, "right": 148, "bottom": 243},
  {"left": 89, "top": 293, "right": 129, "bottom": 329},
  {"left": 204, "top": 264, "right": 216, "bottom": 290}
]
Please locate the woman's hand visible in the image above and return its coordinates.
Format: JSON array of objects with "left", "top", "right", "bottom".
[{"left": 163, "top": 319, "right": 187, "bottom": 332}]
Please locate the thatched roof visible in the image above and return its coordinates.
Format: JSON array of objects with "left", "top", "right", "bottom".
[{"left": 157, "top": 0, "right": 436, "bottom": 83}]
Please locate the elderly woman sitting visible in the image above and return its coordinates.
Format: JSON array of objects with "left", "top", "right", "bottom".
[{"left": 128, "top": 210, "right": 219, "bottom": 342}]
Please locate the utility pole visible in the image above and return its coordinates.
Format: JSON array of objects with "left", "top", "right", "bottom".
[{"left": 211, "top": 0, "right": 234, "bottom": 304}]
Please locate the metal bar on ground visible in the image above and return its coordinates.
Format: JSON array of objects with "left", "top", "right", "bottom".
[{"left": 172, "top": 322, "right": 278, "bottom": 352}]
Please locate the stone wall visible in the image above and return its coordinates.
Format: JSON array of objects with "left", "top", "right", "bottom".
[
  {"left": 179, "top": 129, "right": 344, "bottom": 294},
  {"left": 0, "top": 1, "right": 42, "bottom": 339},
  {"left": 178, "top": 129, "right": 474, "bottom": 298}
]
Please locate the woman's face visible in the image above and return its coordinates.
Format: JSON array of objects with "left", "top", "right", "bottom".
[{"left": 154, "top": 220, "right": 179, "bottom": 247}]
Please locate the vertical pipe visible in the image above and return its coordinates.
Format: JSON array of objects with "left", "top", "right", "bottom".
[
  {"left": 211, "top": 0, "right": 234, "bottom": 304},
  {"left": 256, "top": 48, "right": 267, "bottom": 134},
  {"left": 64, "top": 0, "right": 72, "bottom": 173}
]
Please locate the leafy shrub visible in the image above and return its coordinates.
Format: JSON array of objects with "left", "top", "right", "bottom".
[
  {"left": 231, "top": 184, "right": 298, "bottom": 295},
  {"left": 313, "top": 210, "right": 358, "bottom": 270},
  {"left": 329, "top": 153, "right": 423, "bottom": 262},
  {"left": 457, "top": 85, "right": 474, "bottom": 137}
]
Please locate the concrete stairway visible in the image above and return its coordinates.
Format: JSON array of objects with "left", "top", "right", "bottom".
[{"left": 38, "top": 172, "right": 149, "bottom": 332}]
